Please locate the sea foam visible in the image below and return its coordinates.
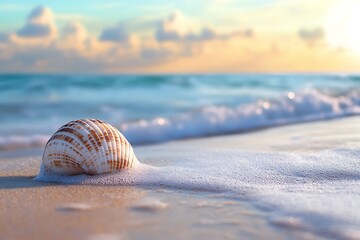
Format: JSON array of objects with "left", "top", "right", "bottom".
[
  {"left": 121, "top": 88, "right": 360, "bottom": 144},
  {"left": 36, "top": 146, "right": 360, "bottom": 239}
]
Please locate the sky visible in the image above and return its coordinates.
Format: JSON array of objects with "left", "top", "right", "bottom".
[{"left": 0, "top": 0, "right": 359, "bottom": 73}]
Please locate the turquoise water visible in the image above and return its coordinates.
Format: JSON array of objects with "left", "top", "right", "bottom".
[{"left": 1, "top": 74, "right": 360, "bottom": 149}]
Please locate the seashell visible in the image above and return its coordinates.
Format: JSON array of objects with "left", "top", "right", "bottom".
[{"left": 42, "top": 119, "right": 139, "bottom": 175}]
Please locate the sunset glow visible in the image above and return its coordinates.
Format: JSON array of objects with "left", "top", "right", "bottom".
[
  {"left": 325, "top": 0, "right": 360, "bottom": 53},
  {"left": 0, "top": 0, "right": 359, "bottom": 73}
]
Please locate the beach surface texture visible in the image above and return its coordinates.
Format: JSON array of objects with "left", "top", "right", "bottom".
[{"left": 1, "top": 116, "right": 360, "bottom": 240}]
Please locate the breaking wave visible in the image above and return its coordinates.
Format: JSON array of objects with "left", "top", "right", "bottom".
[{"left": 2, "top": 88, "right": 360, "bottom": 150}]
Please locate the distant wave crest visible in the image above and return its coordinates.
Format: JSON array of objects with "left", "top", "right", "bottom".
[
  {"left": 120, "top": 88, "right": 360, "bottom": 144},
  {"left": 1, "top": 88, "right": 360, "bottom": 150}
]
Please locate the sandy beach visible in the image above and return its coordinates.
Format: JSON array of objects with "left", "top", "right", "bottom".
[
  {"left": 0, "top": 161, "right": 298, "bottom": 240},
  {"left": 2, "top": 117, "right": 360, "bottom": 240},
  {"left": 2, "top": 0, "right": 360, "bottom": 238}
]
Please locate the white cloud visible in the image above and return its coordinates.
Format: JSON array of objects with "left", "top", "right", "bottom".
[
  {"left": 155, "top": 11, "right": 199, "bottom": 41},
  {"left": 0, "top": 6, "right": 260, "bottom": 73},
  {"left": 15, "top": 6, "right": 57, "bottom": 42},
  {"left": 62, "top": 22, "right": 88, "bottom": 42},
  {"left": 155, "top": 11, "right": 253, "bottom": 42},
  {"left": 0, "top": 7, "right": 310, "bottom": 72}
]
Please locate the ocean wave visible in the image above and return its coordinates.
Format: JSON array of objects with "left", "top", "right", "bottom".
[
  {"left": 0, "top": 134, "right": 49, "bottom": 151},
  {"left": 1, "top": 88, "right": 360, "bottom": 150},
  {"left": 120, "top": 88, "right": 360, "bottom": 144}
]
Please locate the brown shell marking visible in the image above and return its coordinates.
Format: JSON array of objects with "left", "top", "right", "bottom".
[{"left": 42, "top": 119, "right": 139, "bottom": 175}]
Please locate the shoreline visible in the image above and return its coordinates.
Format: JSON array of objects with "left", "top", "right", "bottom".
[
  {"left": 2, "top": 117, "right": 360, "bottom": 239},
  {"left": 0, "top": 158, "right": 300, "bottom": 240},
  {"left": 2, "top": 114, "right": 360, "bottom": 160}
]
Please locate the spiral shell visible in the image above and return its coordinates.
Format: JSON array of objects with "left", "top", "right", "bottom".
[{"left": 42, "top": 119, "right": 139, "bottom": 175}]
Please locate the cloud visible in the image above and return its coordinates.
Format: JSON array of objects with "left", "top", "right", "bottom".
[
  {"left": 17, "top": 23, "right": 52, "bottom": 38},
  {"left": 234, "top": 29, "right": 254, "bottom": 38},
  {"left": 156, "top": 28, "right": 181, "bottom": 42},
  {"left": 298, "top": 27, "right": 324, "bottom": 46},
  {"left": 62, "top": 22, "right": 88, "bottom": 42},
  {"left": 189, "top": 27, "right": 254, "bottom": 41},
  {"left": 155, "top": 11, "right": 192, "bottom": 42},
  {"left": 0, "top": 7, "right": 260, "bottom": 72},
  {"left": 156, "top": 11, "right": 252, "bottom": 43},
  {"left": 57, "top": 22, "right": 92, "bottom": 52},
  {"left": 140, "top": 48, "right": 174, "bottom": 62},
  {"left": 0, "top": 33, "right": 10, "bottom": 43},
  {"left": 0, "top": 46, "right": 105, "bottom": 72},
  {"left": 15, "top": 6, "right": 57, "bottom": 41},
  {"left": 0, "top": 4, "right": 348, "bottom": 73},
  {"left": 100, "top": 25, "right": 130, "bottom": 43}
]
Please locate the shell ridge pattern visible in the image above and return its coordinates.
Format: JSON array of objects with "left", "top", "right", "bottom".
[
  {"left": 121, "top": 135, "right": 127, "bottom": 169},
  {"left": 41, "top": 119, "right": 138, "bottom": 175},
  {"left": 94, "top": 119, "right": 114, "bottom": 172},
  {"left": 115, "top": 130, "right": 125, "bottom": 169},
  {"left": 74, "top": 119, "right": 104, "bottom": 174},
  {"left": 63, "top": 121, "right": 99, "bottom": 173},
  {"left": 107, "top": 123, "right": 121, "bottom": 170},
  {"left": 111, "top": 126, "right": 121, "bottom": 170},
  {"left": 43, "top": 143, "right": 81, "bottom": 174},
  {"left": 82, "top": 119, "right": 112, "bottom": 174},
  {"left": 49, "top": 132, "right": 87, "bottom": 167},
  {"left": 105, "top": 121, "right": 119, "bottom": 170},
  {"left": 44, "top": 133, "right": 88, "bottom": 173},
  {"left": 54, "top": 126, "right": 95, "bottom": 172},
  {"left": 116, "top": 129, "right": 129, "bottom": 168},
  {"left": 119, "top": 132, "right": 132, "bottom": 168},
  {"left": 78, "top": 119, "right": 108, "bottom": 174},
  {"left": 125, "top": 136, "right": 130, "bottom": 168},
  {"left": 48, "top": 154, "right": 82, "bottom": 173},
  {"left": 98, "top": 120, "right": 117, "bottom": 171}
]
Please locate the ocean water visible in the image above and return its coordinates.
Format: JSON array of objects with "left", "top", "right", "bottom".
[{"left": 1, "top": 73, "right": 360, "bottom": 150}]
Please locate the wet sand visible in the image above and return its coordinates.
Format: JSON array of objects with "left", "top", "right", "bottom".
[
  {"left": 0, "top": 158, "right": 303, "bottom": 240},
  {"left": 2, "top": 117, "right": 359, "bottom": 240}
]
